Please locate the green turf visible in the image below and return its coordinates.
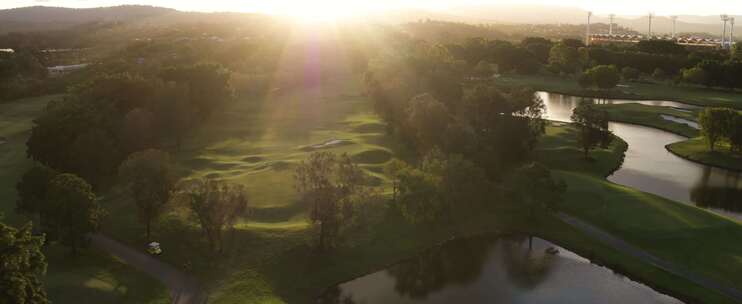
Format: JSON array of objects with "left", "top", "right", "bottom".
[
  {"left": 0, "top": 95, "right": 169, "bottom": 304},
  {"left": 495, "top": 74, "right": 742, "bottom": 109},
  {"left": 536, "top": 122, "right": 742, "bottom": 303},
  {"left": 45, "top": 246, "right": 169, "bottom": 304},
  {"left": 595, "top": 103, "right": 700, "bottom": 138},
  {"left": 94, "top": 71, "right": 424, "bottom": 303},
  {"left": 667, "top": 137, "right": 742, "bottom": 171},
  {"left": 90, "top": 67, "right": 742, "bottom": 304},
  {"left": 535, "top": 122, "right": 627, "bottom": 177},
  {"left": 89, "top": 67, "right": 740, "bottom": 304},
  {"left": 0, "top": 95, "right": 61, "bottom": 223}
]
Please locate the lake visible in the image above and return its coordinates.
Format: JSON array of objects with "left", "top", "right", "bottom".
[{"left": 321, "top": 236, "right": 682, "bottom": 304}]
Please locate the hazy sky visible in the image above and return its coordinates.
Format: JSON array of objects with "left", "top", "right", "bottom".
[{"left": 3, "top": 0, "right": 741, "bottom": 16}]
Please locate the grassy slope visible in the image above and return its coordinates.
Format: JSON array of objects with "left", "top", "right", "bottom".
[
  {"left": 97, "top": 72, "right": 420, "bottom": 303},
  {"left": 91, "top": 71, "right": 697, "bottom": 304},
  {"left": 596, "top": 103, "right": 700, "bottom": 138},
  {"left": 0, "top": 95, "right": 61, "bottom": 222},
  {"left": 0, "top": 95, "right": 169, "bottom": 304},
  {"left": 536, "top": 122, "right": 742, "bottom": 304},
  {"left": 496, "top": 74, "right": 742, "bottom": 109},
  {"left": 667, "top": 138, "right": 742, "bottom": 171}
]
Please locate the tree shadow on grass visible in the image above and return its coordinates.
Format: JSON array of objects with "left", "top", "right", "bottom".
[{"left": 44, "top": 246, "right": 169, "bottom": 304}]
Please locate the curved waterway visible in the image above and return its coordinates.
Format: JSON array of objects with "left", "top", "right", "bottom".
[
  {"left": 320, "top": 236, "right": 682, "bottom": 304},
  {"left": 319, "top": 92, "right": 734, "bottom": 303},
  {"left": 537, "top": 91, "right": 742, "bottom": 221}
]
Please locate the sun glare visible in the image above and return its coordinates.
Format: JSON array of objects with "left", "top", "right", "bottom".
[{"left": 270, "top": 0, "right": 375, "bottom": 23}]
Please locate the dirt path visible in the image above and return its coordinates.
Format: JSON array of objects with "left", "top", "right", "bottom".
[
  {"left": 557, "top": 212, "right": 742, "bottom": 303},
  {"left": 90, "top": 234, "right": 207, "bottom": 304}
]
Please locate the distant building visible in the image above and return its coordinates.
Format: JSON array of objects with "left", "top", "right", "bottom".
[
  {"left": 0, "top": 48, "right": 13, "bottom": 53},
  {"left": 47, "top": 64, "right": 89, "bottom": 77},
  {"left": 590, "top": 34, "right": 722, "bottom": 48}
]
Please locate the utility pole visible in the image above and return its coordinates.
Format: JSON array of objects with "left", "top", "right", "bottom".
[
  {"left": 586, "top": 11, "right": 592, "bottom": 46},
  {"left": 609, "top": 14, "right": 615, "bottom": 35},
  {"left": 721, "top": 14, "right": 729, "bottom": 48},
  {"left": 670, "top": 16, "right": 678, "bottom": 39},
  {"left": 648, "top": 12, "right": 654, "bottom": 38}
]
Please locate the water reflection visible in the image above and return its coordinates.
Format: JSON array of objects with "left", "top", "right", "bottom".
[
  {"left": 537, "top": 92, "right": 699, "bottom": 123},
  {"left": 322, "top": 237, "right": 681, "bottom": 304},
  {"left": 692, "top": 168, "right": 742, "bottom": 213},
  {"left": 538, "top": 91, "right": 742, "bottom": 221}
]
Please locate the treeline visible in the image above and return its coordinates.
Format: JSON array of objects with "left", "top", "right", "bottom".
[
  {"left": 26, "top": 64, "right": 231, "bottom": 188},
  {"left": 442, "top": 33, "right": 742, "bottom": 91},
  {"left": 363, "top": 37, "right": 565, "bottom": 226}
]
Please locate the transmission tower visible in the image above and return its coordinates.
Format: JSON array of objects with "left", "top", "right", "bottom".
[
  {"left": 648, "top": 12, "right": 654, "bottom": 38},
  {"left": 670, "top": 16, "right": 678, "bottom": 38},
  {"left": 609, "top": 14, "right": 615, "bottom": 35},
  {"left": 722, "top": 15, "right": 729, "bottom": 47},
  {"left": 586, "top": 11, "right": 593, "bottom": 46}
]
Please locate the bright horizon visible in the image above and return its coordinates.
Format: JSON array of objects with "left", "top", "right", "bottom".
[{"left": 2, "top": 0, "right": 742, "bottom": 19}]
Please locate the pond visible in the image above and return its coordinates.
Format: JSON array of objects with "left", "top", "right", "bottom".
[
  {"left": 320, "top": 236, "right": 682, "bottom": 304},
  {"left": 538, "top": 92, "right": 742, "bottom": 221}
]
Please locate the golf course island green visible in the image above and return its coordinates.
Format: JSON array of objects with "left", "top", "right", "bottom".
[{"left": 667, "top": 138, "right": 742, "bottom": 171}]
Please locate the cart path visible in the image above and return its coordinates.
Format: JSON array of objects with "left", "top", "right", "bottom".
[
  {"left": 557, "top": 212, "right": 742, "bottom": 303},
  {"left": 90, "top": 234, "right": 207, "bottom": 304}
]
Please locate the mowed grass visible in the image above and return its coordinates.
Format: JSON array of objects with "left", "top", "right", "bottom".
[
  {"left": 536, "top": 123, "right": 742, "bottom": 303},
  {"left": 0, "top": 95, "right": 169, "bottom": 304},
  {"left": 496, "top": 74, "right": 742, "bottom": 109},
  {"left": 45, "top": 246, "right": 169, "bottom": 304},
  {"left": 95, "top": 71, "right": 425, "bottom": 303},
  {"left": 0, "top": 95, "right": 61, "bottom": 223},
  {"left": 667, "top": 137, "right": 742, "bottom": 171},
  {"left": 535, "top": 122, "right": 628, "bottom": 177}
]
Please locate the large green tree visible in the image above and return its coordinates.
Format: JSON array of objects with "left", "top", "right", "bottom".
[
  {"left": 698, "top": 108, "right": 734, "bottom": 151},
  {"left": 584, "top": 65, "right": 620, "bottom": 90},
  {"left": 407, "top": 93, "right": 451, "bottom": 154},
  {"left": 388, "top": 150, "right": 494, "bottom": 224},
  {"left": 16, "top": 165, "right": 58, "bottom": 225},
  {"left": 571, "top": 102, "right": 613, "bottom": 159},
  {"left": 548, "top": 42, "right": 581, "bottom": 74},
  {"left": 0, "top": 221, "right": 49, "bottom": 304},
  {"left": 118, "top": 149, "right": 175, "bottom": 241},
  {"left": 294, "top": 152, "right": 369, "bottom": 251},
  {"left": 175, "top": 178, "right": 248, "bottom": 252},
  {"left": 47, "top": 174, "right": 103, "bottom": 254},
  {"left": 160, "top": 63, "right": 233, "bottom": 118}
]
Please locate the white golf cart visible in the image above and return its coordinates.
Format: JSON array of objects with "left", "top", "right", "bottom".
[{"left": 147, "top": 242, "right": 162, "bottom": 255}]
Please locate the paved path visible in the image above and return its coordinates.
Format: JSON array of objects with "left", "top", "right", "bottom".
[
  {"left": 91, "top": 234, "right": 207, "bottom": 304},
  {"left": 557, "top": 213, "right": 742, "bottom": 303}
]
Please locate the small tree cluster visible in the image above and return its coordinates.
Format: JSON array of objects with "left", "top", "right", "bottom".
[
  {"left": 294, "top": 152, "right": 378, "bottom": 251},
  {"left": 698, "top": 108, "right": 742, "bottom": 153},
  {"left": 510, "top": 163, "right": 566, "bottom": 218},
  {"left": 46, "top": 174, "right": 103, "bottom": 254},
  {"left": 578, "top": 65, "right": 620, "bottom": 90},
  {"left": 0, "top": 221, "right": 49, "bottom": 304},
  {"left": 386, "top": 150, "right": 494, "bottom": 224},
  {"left": 571, "top": 101, "right": 613, "bottom": 159},
  {"left": 16, "top": 168, "right": 102, "bottom": 254},
  {"left": 175, "top": 178, "right": 249, "bottom": 253},
  {"left": 118, "top": 149, "right": 176, "bottom": 241}
]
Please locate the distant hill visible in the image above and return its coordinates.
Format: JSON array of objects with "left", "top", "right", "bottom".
[
  {"left": 0, "top": 4, "right": 738, "bottom": 39},
  {"left": 0, "top": 5, "right": 177, "bottom": 33}
]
